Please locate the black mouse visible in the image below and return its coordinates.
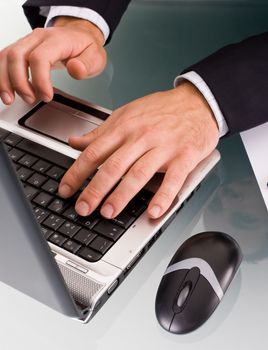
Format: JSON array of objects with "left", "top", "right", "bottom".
[{"left": 155, "top": 231, "right": 242, "bottom": 334}]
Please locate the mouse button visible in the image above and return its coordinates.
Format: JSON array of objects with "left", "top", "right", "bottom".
[
  {"left": 155, "top": 270, "right": 188, "bottom": 330},
  {"left": 172, "top": 267, "right": 200, "bottom": 313},
  {"left": 214, "top": 244, "right": 243, "bottom": 293},
  {"left": 170, "top": 276, "right": 220, "bottom": 334}
]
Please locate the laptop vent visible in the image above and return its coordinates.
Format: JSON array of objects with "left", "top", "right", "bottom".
[{"left": 58, "top": 263, "right": 104, "bottom": 307}]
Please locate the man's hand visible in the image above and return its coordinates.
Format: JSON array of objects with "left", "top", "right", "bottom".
[
  {"left": 58, "top": 82, "right": 220, "bottom": 219},
  {"left": 0, "top": 16, "right": 106, "bottom": 105}
]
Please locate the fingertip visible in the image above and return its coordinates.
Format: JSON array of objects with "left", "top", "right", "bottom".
[
  {"left": 0, "top": 91, "right": 14, "bottom": 105},
  {"left": 66, "top": 58, "right": 89, "bottom": 80},
  {"left": 148, "top": 204, "right": 162, "bottom": 219},
  {"left": 43, "top": 94, "right": 54, "bottom": 103}
]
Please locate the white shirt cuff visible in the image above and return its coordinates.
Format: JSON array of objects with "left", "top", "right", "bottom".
[
  {"left": 39, "top": 6, "right": 110, "bottom": 43},
  {"left": 174, "top": 71, "right": 229, "bottom": 137}
]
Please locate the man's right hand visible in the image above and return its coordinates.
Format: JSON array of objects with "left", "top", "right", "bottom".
[{"left": 0, "top": 16, "right": 107, "bottom": 105}]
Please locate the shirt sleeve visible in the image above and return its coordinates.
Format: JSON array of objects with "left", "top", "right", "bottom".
[
  {"left": 40, "top": 6, "right": 110, "bottom": 43},
  {"left": 174, "top": 71, "right": 229, "bottom": 137}
]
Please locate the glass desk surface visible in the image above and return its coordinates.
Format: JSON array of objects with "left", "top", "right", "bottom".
[{"left": 0, "top": 1, "right": 267, "bottom": 349}]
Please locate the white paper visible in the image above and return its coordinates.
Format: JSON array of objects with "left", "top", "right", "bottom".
[{"left": 241, "top": 122, "right": 268, "bottom": 210}]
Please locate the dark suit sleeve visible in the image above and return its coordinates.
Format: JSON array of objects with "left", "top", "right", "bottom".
[
  {"left": 183, "top": 32, "right": 268, "bottom": 135},
  {"left": 22, "top": 0, "right": 131, "bottom": 42}
]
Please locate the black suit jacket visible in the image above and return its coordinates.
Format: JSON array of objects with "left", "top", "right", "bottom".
[
  {"left": 23, "top": 1, "right": 268, "bottom": 135},
  {"left": 185, "top": 32, "right": 268, "bottom": 135},
  {"left": 22, "top": 0, "right": 131, "bottom": 42}
]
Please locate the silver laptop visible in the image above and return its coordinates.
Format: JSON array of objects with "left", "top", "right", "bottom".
[{"left": 0, "top": 89, "right": 220, "bottom": 323}]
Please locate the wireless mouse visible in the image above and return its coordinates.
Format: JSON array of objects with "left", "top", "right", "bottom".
[{"left": 155, "top": 231, "right": 242, "bottom": 334}]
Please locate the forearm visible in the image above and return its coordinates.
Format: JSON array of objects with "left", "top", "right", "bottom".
[{"left": 183, "top": 32, "right": 268, "bottom": 134}]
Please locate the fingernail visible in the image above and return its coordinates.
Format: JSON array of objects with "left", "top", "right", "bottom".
[
  {"left": 101, "top": 204, "right": 114, "bottom": 218},
  {"left": 0, "top": 92, "right": 12, "bottom": 105},
  {"left": 59, "top": 184, "right": 72, "bottom": 198},
  {"left": 43, "top": 95, "right": 52, "bottom": 103},
  {"left": 76, "top": 201, "right": 90, "bottom": 216},
  {"left": 149, "top": 205, "right": 161, "bottom": 218}
]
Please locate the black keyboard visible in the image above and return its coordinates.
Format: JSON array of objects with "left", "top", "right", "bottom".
[{"left": 0, "top": 128, "right": 153, "bottom": 263}]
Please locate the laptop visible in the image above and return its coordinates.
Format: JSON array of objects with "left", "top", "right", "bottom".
[{"left": 0, "top": 89, "right": 220, "bottom": 323}]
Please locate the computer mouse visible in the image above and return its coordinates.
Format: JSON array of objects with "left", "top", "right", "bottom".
[{"left": 155, "top": 231, "right": 242, "bottom": 334}]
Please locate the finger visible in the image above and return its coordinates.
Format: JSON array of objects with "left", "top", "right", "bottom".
[
  {"left": 59, "top": 129, "right": 125, "bottom": 199},
  {"left": 6, "top": 31, "right": 45, "bottom": 103},
  {"left": 99, "top": 148, "right": 168, "bottom": 219},
  {"left": 0, "top": 52, "right": 15, "bottom": 105},
  {"left": 66, "top": 43, "right": 106, "bottom": 79},
  {"left": 68, "top": 108, "right": 124, "bottom": 151},
  {"left": 147, "top": 156, "right": 195, "bottom": 219},
  {"left": 28, "top": 36, "right": 77, "bottom": 101},
  {"left": 74, "top": 139, "right": 150, "bottom": 216},
  {"left": 68, "top": 127, "right": 102, "bottom": 151}
]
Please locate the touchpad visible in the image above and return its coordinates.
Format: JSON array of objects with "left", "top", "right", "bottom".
[{"left": 19, "top": 98, "right": 107, "bottom": 144}]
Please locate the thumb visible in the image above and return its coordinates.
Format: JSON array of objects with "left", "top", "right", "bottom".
[{"left": 65, "top": 44, "right": 107, "bottom": 79}]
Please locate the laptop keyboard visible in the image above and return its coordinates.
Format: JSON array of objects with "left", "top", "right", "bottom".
[{"left": 0, "top": 128, "right": 153, "bottom": 263}]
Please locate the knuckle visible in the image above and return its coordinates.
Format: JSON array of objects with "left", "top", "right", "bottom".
[
  {"left": 105, "top": 156, "right": 124, "bottom": 174},
  {"left": 65, "top": 163, "right": 83, "bottom": 187},
  {"left": 156, "top": 190, "right": 172, "bottom": 204},
  {"left": 131, "top": 164, "right": 148, "bottom": 182},
  {"left": 7, "top": 47, "right": 21, "bottom": 63},
  {"left": 12, "top": 82, "right": 26, "bottom": 94},
  {"left": 83, "top": 185, "right": 102, "bottom": 203},
  {"left": 166, "top": 172, "right": 182, "bottom": 187},
  {"left": 32, "top": 27, "right": 44, "bottom": 37},
  {"left": 28, "top": 50, "right": 43, "bottom": 64},
  {"left": 108, "top": 191, "right": 125, "bottom": 210},
  {"left": 117, "top": 118, "right": 132, "bottom": 135},
  {"left": 83, "top": 146, "right": 100, "bottom": 164}
]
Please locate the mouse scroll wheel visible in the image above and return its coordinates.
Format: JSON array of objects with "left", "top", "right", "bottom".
[{"left": 177, "top": 282, "right": 192, "bottom": 308}]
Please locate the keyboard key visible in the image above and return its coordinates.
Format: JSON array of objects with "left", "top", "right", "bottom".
[
  {"left": 74, "top": 229, "right": 97, "bottom": 245},
  {"left": 78, "top": 247, "right": 102, "bottom": 262},
  {"left": 43, "top": 214, "right": 65, "bottom": 230},
  {"left": 89, "top": 236, "right": 113, "bottom": 255},
  {"left": 62, "top": 240, "right": 82, "bottom": 254},
  {"left": 33, "top": 192, "right": 53, "bottom": 207},
  {"left": 0, "top": 128, "right": 10, "bottom": 140},
  {"left": 17, "top": 138, "right": 74, "bottom": 169},
  {"left": 32, "top": 159, "right": 52, "bottom": 173},
  {"left": 125, "top": 201, "right": 147, "bottom": 217},
  {"left": 18, "top": 154, "right": 38, "bottom": 168},
  {"left": 77, "top": 214, "right": 99, "bottom": 229},
  {"left": 63, "top": 206, "right": 79, "bottom": 221},
  {"left": 4, "top": 144, "right": 12, "bottom": 152},
  {"left": 17, "top": 167, "right": 34, "bottom": 181},
  {"left": 46, "top": 166, "right": 65, "bottom": 180},
  {"left": 33, "top": 207, "right": 50, "bottom": 224},
  {"left": 27, "top": 173, "right": 47, "bottom": 187},
  {"left": 93, "top": 221, "right": 124, "bottom": 242},
  {"left": 49, "top": 233, "right": 67, "bottom": 247},
  {"left": 58, "top": 221, "right": 81, "bottom": 238},
  {"left": 112, "top": 212, "right": 135, "bottom": 229},
  {"left": 41, "top": 179, "right": 59, "bottom": 194},
  {"left": 48, "top": 198, "right": 67, "bottom": 214},
  {"left": 40, "top": 226, "right": 54, "bottom": 240},
  {"left": 137, "top": 188, "right": 154, "bottom": 205},
  {"left": 8, "top": 148, "right": 24, "bottom": 162},
  {"left": 4, "top": 133, "right": 23, "bottom": 146},
  {"left": 23, "top": 185, "right": 39, "bottom": 200}
]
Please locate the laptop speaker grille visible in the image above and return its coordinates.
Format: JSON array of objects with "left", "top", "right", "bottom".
[{"left": 58, "top": 263, "right": 104, "bottom": 307}]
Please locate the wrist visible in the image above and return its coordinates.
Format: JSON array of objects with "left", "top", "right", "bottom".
[
  {"left": 174, "top": 81, "right": 220, "bottom": 137},
  {"left": 53, "top": 16, "right": 105, "bottom": 46}
]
